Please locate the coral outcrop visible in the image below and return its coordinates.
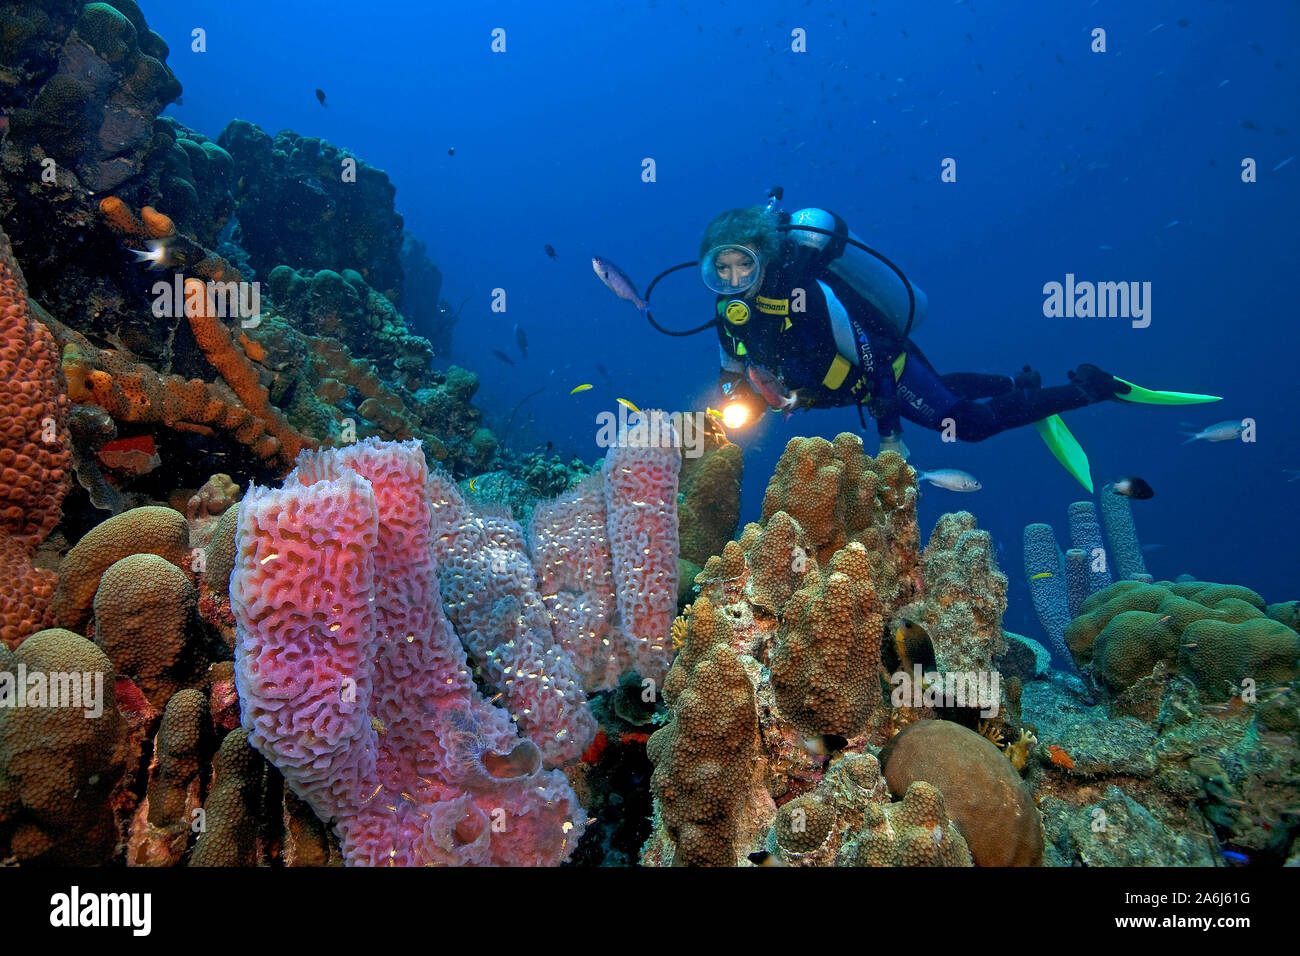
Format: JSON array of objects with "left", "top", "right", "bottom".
[
  {"left": 0, "top": 225, "right": 70, "bottom": 647},
  {"left": 218, "top": 122, "right": 405, "bottom": 296},
  {"left": 4, "top": 1, "right": 181, "bottom": 193},
  {"left": 643, "top": 433, "right": 1026, "bottom": 866},
  {"left": 1066, "top": 579, "right": 1299, "bottom": 700},
  {"left": 879, "top": 719, "right": 1044, "bottom": 865},
  {"left": 0, "top": 629, "right": 129, "bottom": 864}
]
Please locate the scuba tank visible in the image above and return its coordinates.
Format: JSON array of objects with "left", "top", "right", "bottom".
[{"left": 784, "top": 207, "right": 928, "bottom": 338}]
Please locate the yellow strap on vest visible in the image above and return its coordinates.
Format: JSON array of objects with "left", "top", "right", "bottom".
[
  {"left": 822, "top": 354, "right": 852, "bottom": 390},
  {"left": 736, "top": 341, "right": 747, "bottom": 356},
  {"left": 892, "top": 353, "right": 907, "bottom": 381}
]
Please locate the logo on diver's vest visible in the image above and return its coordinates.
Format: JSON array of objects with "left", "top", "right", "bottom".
[
  {"left": 898, "top": 386, "right": 934, "bottom": 417},
  {"left": 756, "top": 295, "right": 789, "bottom": 315},
  {"left": 724, "top": 300, "right": 750, "bottom": 325}
]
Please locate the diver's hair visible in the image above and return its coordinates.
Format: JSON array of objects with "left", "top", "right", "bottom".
[{"left": 699, "top": 205, "right": 782, "bottom": 263}]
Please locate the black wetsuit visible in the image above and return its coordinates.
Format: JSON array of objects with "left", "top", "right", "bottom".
[{"left": 716, "top": 225, "right": 1115, "bottom": 443}]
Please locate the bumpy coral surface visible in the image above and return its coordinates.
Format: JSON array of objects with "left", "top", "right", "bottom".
[
  {"left": 219, "top": 122, "right": 406, "bottom": 295},
  {"left": 644, "top": 434, "right": 1015, "bottom": 866},
  {"left": 0, "top": 225, "right": 70, "bottom": 647},
  {"left": 1066, "top": 579, "right": 1299, "bottom": 699},
  {"left": 51, "top": 505, "right": 190, "bottom": 633},
  {"left": 677, "top": 427, "right": 743, "bottom": 567},
  {"left": 645, "top": 596, "right": 769, "bottom": 866},
  {"left": 92, "top": 552, "right": 209, "bottom": 708},
  {"left": 0, "top": 629, "right": 128, "bottom": 864},
  {"left": 771, "top": 543, "right": 885, "bottom": 737}
]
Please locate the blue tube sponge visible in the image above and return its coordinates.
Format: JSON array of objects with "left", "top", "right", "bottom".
[
  {"left": 1023, "top": 523, "right": 1071, "bottom": 665},
  {"left": 1098, "top": 484, "right": 1147, "bottom": 581},
  {"left": 1065, "top": 548, "right": 1089, "bottom": 619},
  {"left": 1067, "top": 500, "right": 1113, "bottom": 594}
]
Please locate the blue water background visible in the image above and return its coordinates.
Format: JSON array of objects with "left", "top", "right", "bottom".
[{"left": 147, "top": 0, "right": 1300, "bottom": 633}]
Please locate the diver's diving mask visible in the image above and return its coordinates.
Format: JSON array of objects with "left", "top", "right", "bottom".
[{"left": 701, "top": 244, "right": 762, "bottom": 295}]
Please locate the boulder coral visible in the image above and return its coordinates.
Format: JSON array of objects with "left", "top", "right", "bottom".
[
  {"left": 0, "top": 629, "right": 129, "bottom": 864},
  {"left": 1065, "top": 579, "right": 1299, "bottom": 700},
  {"left": 879, "top": 719, "right": 1043, "bottom": 866},
  {"left": 50, "top": 505, "right": 189, "bottom": 634}
]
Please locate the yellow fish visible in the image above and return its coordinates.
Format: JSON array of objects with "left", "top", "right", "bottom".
[
  {"left": 616, "top": 397, "right": 641, "bottom": 413},
  {"left": 1030, "top": 572, "right": 1053, "bottom": 580},
  {"left": 468, "top": 477, "right": 478, "bottom": 492},
  {"left": 570, "top": 384, "right": 593, "bottom": 394}
]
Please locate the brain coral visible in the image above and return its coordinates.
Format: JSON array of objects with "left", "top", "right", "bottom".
[{"left": 879, "top": 719, "right": 1044, "bottom": 866}]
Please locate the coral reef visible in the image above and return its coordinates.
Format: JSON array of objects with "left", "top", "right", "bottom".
[
  {"left": 4, "top": 1, "right": 181, "bottom": 193},
  {"left": 264, "top": 264, "right": 435, "bottom": 391},
  {"left": 50, "top": 504, "right": 189, "bottom": 634},
  {"left": 677, "top": 425, "right": 743, "bottom": 568},
  {"left": 218, "top": 121, "right": 405, "bottom": 295},
  {"left": 127, "top": 688, "right": 207, "bottom": 865},
  {"left": 643, "top": 434, "right": 1025, "bottom": 866}
]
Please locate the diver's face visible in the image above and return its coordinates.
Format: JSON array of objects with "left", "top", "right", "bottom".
[{"left": 713, "top": 248, "right": 759, "bottom": 293}]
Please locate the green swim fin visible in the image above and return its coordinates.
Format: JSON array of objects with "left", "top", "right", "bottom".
[
  {"left": 1035, "top": 414, "right": 1093, "bottom": 492},
  {"left": 1113, "top": 377, "right": 1222, "bottom": 405}
]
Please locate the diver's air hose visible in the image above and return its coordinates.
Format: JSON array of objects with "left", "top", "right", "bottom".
[{"left": 642, "top": 262, "right": 715, "bottom": 335}]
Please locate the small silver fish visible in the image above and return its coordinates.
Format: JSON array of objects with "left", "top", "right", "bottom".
[
  {"left": 915, "top": 468, "right": 982, "bottom": 492},
  {"left": 592, "top": 256, "right": 647, "bottom": 311},
  {"left": 1274, "top": 155, "right": 1295, "bottom": 172},
  {"left": 1181, "top": 419, "right": 1245, "bottom": 443}
]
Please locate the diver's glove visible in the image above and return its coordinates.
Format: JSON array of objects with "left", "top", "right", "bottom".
[
  {"left": 1013, "top": 365, "right": 1042, "bottom": 390},
  {"left": 878, "top": 431, "right": 911, "bottom": 460},
  {"left": 1068, "top": 364, "right": 1131, "bottom": 401}
]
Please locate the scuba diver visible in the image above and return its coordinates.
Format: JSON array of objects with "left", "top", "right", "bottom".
[
  {"left": 698, "top": 200, "right": 1131, "bottom": 461},
  {"left": 603, "top": 188, "right": 1221, "bottom": 489}
]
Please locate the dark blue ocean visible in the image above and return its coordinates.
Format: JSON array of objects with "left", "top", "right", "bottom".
[{"left": 151, "top": 0, "right": 1299, "bottom": 627}]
